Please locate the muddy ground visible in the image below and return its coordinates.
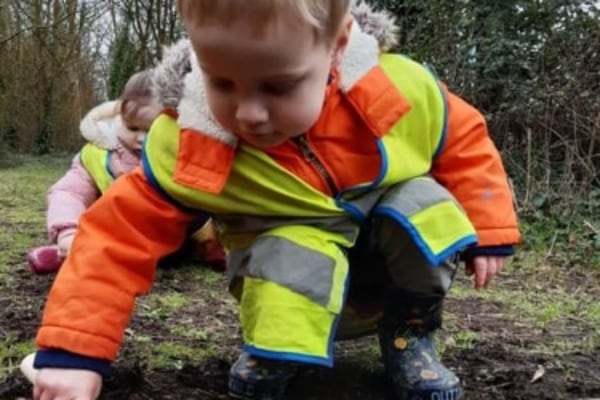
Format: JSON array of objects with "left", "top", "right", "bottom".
[
  {"left": 0, "top": 157, "right": 599, "bottom": 399},
  {"left": 2, "top": 262, "right": 599, "bottom": 399}
]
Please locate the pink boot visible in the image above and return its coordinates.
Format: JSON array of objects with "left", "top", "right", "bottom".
[
  {"left": 201, "top": 239, "right": 227, "bottom": 272},
  {"left": 27, "top": 245, "right": 63, "bottom": 274}
]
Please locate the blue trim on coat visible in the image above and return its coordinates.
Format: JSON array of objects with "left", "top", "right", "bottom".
[
  {"left": 105, "top": 150, "right": 116, "bottom": 180},
  {"left": 374, "top": 206, "right": 478, "bottom": 267},
  {"left": 34, "top": 349, "right": 111, "bottom": 377},
  {"left": 141, "top": 142, "right": 197, "bottom": 214},
  {"left": 396, "top": 57, "right": 447, "bottom": 159},
  {"left": 243, "top": 241, "right": 350, "bottom": 368},
  {"left": 325, "top": 269, "right": 350, "bottom": 364},
  {"left": 336, "top": 200, "right": 365, "bottom": 223},
  {"left": 243, "top": 345, "right": 333, "bottom": 368},
  {"left": 462, "top": 245, "right": 515, "bottom": 261},
  {"left": 425, "top": 69, "right": 449, "bottom": 160},
  {"left": 242, "top": 274, "right": 349, "bottom": 369},
  {"left": 370, "top": 139, "right": 389, "bottom": 189},
  {"left": 335, "top": 139, "right": 390, "bottom": 222}
]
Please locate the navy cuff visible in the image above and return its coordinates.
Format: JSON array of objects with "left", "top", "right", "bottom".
[
  {"left": 461, "top": 245, "right": 515, "bottom": 261},
  {"left": 34, "top": 349, "right": 111, "bottom": 377}
]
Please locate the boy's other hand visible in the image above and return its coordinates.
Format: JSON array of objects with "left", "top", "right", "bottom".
[
  {"left": 465, "top": 255, "right": 506, "bottom": 290},
  {"left": 33, "top": 368, "right": 102, "bottom": 400}
]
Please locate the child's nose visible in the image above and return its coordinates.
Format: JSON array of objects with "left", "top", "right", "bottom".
[{"left": 235, "top": 98, "right": 268, "bottom": 125}]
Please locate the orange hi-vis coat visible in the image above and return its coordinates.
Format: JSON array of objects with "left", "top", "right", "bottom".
[{"left": 37, "top": 60, "right": 520, "bottom": 363}]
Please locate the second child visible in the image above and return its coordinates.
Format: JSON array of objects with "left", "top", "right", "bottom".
[{"left": 27, "top": 71, "right": 225, "bottom": 274}]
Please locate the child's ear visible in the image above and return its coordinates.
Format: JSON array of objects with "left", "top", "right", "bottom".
[{"left": 331, "top": 15, "right": 353, "bottom": 68}]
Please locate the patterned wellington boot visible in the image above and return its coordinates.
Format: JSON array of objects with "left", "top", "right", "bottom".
[
  {"left": 228, "top": 352, "right": 298, "bottom": 400},
  {"left": 378, "top": 294, "right": 462, "bottom": 400}
]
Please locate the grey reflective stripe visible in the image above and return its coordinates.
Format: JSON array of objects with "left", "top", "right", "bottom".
[
  {"left": 220, "top": 215, "right": 359, "bottom": 243},
  {"left": 378, "top": 177, "right": 463, "bottom": 216},
  {"left": 227, "top": 236, "right": 335, "bottom": 307},
  {"left": 226, "top": 249, "right": 246, "bottom": 282},
  {"left": 340, "top": 187, "right": 388, "bottom": 218}
]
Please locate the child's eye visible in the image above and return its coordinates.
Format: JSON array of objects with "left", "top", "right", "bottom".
[
  {"left": 208, "top": 78, "right": 234, "bottom": 92},
  {"left": 262, "top": 81, "right": 298, "bottom": 96}
]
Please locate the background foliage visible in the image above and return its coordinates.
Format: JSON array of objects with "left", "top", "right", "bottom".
[
  {"left": 0, "top": 0, "right": 598, "bottom": 263},
  {"left": 0, "top": 0, "right": 183, "bottom": 156}
]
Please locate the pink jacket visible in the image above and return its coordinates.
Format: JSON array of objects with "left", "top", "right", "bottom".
[{"left": 47, "top": 143, "right": 140, "bottom": 243}]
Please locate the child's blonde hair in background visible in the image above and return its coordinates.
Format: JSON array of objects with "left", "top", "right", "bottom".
[{"left": 176, "top": 0, "right": 352, "bottom": 44}]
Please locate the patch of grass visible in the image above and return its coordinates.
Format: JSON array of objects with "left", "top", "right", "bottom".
[
  {"left": 153, "top": 265, "right": 227, "bottom": 302},
  {"left": 147, "top": 341, "right": 212, "bottom": 370},
  {"left": 444, "top": 247, "right": 600, "bottom": 359},
  {"left": 137, "top": 291, "right": 191, "bottom": 321},
  {"left": 581, "top": 302, "right": 600, "bottom": 331},
  {"left": 0, "top": 154, "right": 71, "bottom": 281},
  {"left": 381, "top": 238, "right": 598, "bottom": 364},
  {"left": 536, "top": 298, "right": 579, "bottom": 326},
  {"left": 169, "top": 325, "right": 209, "bottom": 341},
  {"left": 194, "top": 267, "right": 226, "bottom": 286},
  {"left": 450, "top": 330, "right": 479, "bottom": 350},
  {"left": 439, "top": 309, "right": 469, "bottom": 356},
  {"left": 447, "top": 280, "right": 474, "bottom": 300},
  {"left": 125, "top": 323, "right": 216, "bottom": 371},
  {"left": 454, "top": 285, "right": 597, "bottom": 351},
  {"left": 130, "top": 337, "right": 213, "bottom": 371},
  {"left": 507, "top": 288, "right": 592, "bottom": 332},
  {"left": 528, "top": 331, "right": 597, "bottom": 356},
  {"left": 0, "top": 336, "right": 36, "bottom": 380}
]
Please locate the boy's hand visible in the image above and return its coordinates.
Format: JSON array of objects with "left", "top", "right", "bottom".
[
  {"left": 33, "top": 368, "right": 102, "bottom": 400},
  {"left": 465, "top": 255, "right": 506, "bottom": 290}
]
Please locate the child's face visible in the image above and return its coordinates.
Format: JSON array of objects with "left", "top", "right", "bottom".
[
  {"left": 120, "top": 100, "right": 162, "bottom": 152},
  {"left": 116, "top": 122, "right": 145, "bottom": 154},
  {"left": 187, "top": 13, "right": 351, "bottom": 148}
]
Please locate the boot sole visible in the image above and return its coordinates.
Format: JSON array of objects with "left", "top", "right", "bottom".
[{"left": 395, "top": 386, "right": 462, "bottom": 400}]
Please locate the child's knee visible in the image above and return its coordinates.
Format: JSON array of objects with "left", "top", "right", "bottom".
[{"left": 371, "top": 216, "right": 459, "bottom": 295}]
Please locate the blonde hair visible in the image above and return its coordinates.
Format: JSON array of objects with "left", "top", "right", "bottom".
[
  {"left": 119, "top": 70, "right": 155, "bottom": 126},
  {"left": 176, "top": 0, "right": 351, "bottom": 43}
]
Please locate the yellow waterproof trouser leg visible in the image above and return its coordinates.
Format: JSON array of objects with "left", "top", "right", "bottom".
[{"left": 229, "top": 225, "right": 351, "bottom": 367}]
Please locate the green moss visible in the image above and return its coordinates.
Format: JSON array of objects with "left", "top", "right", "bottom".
[
  {"left": 137, "top": 292, "right": 191, "bottom": 320},
  {"left": 0, "top": 337, "right": 36, "bottom": 381}
]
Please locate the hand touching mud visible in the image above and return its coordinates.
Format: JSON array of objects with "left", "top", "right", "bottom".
[
  {"left": 33, "top": 368, "right": 102, "bottom": 400},
  {"left": 465, "top": 255, "right": 506, "bottom": 290}
]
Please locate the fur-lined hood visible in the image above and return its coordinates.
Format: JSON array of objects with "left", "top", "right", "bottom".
[{"left": 351, "top": 1, "right": 398, "bottom": 52}]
